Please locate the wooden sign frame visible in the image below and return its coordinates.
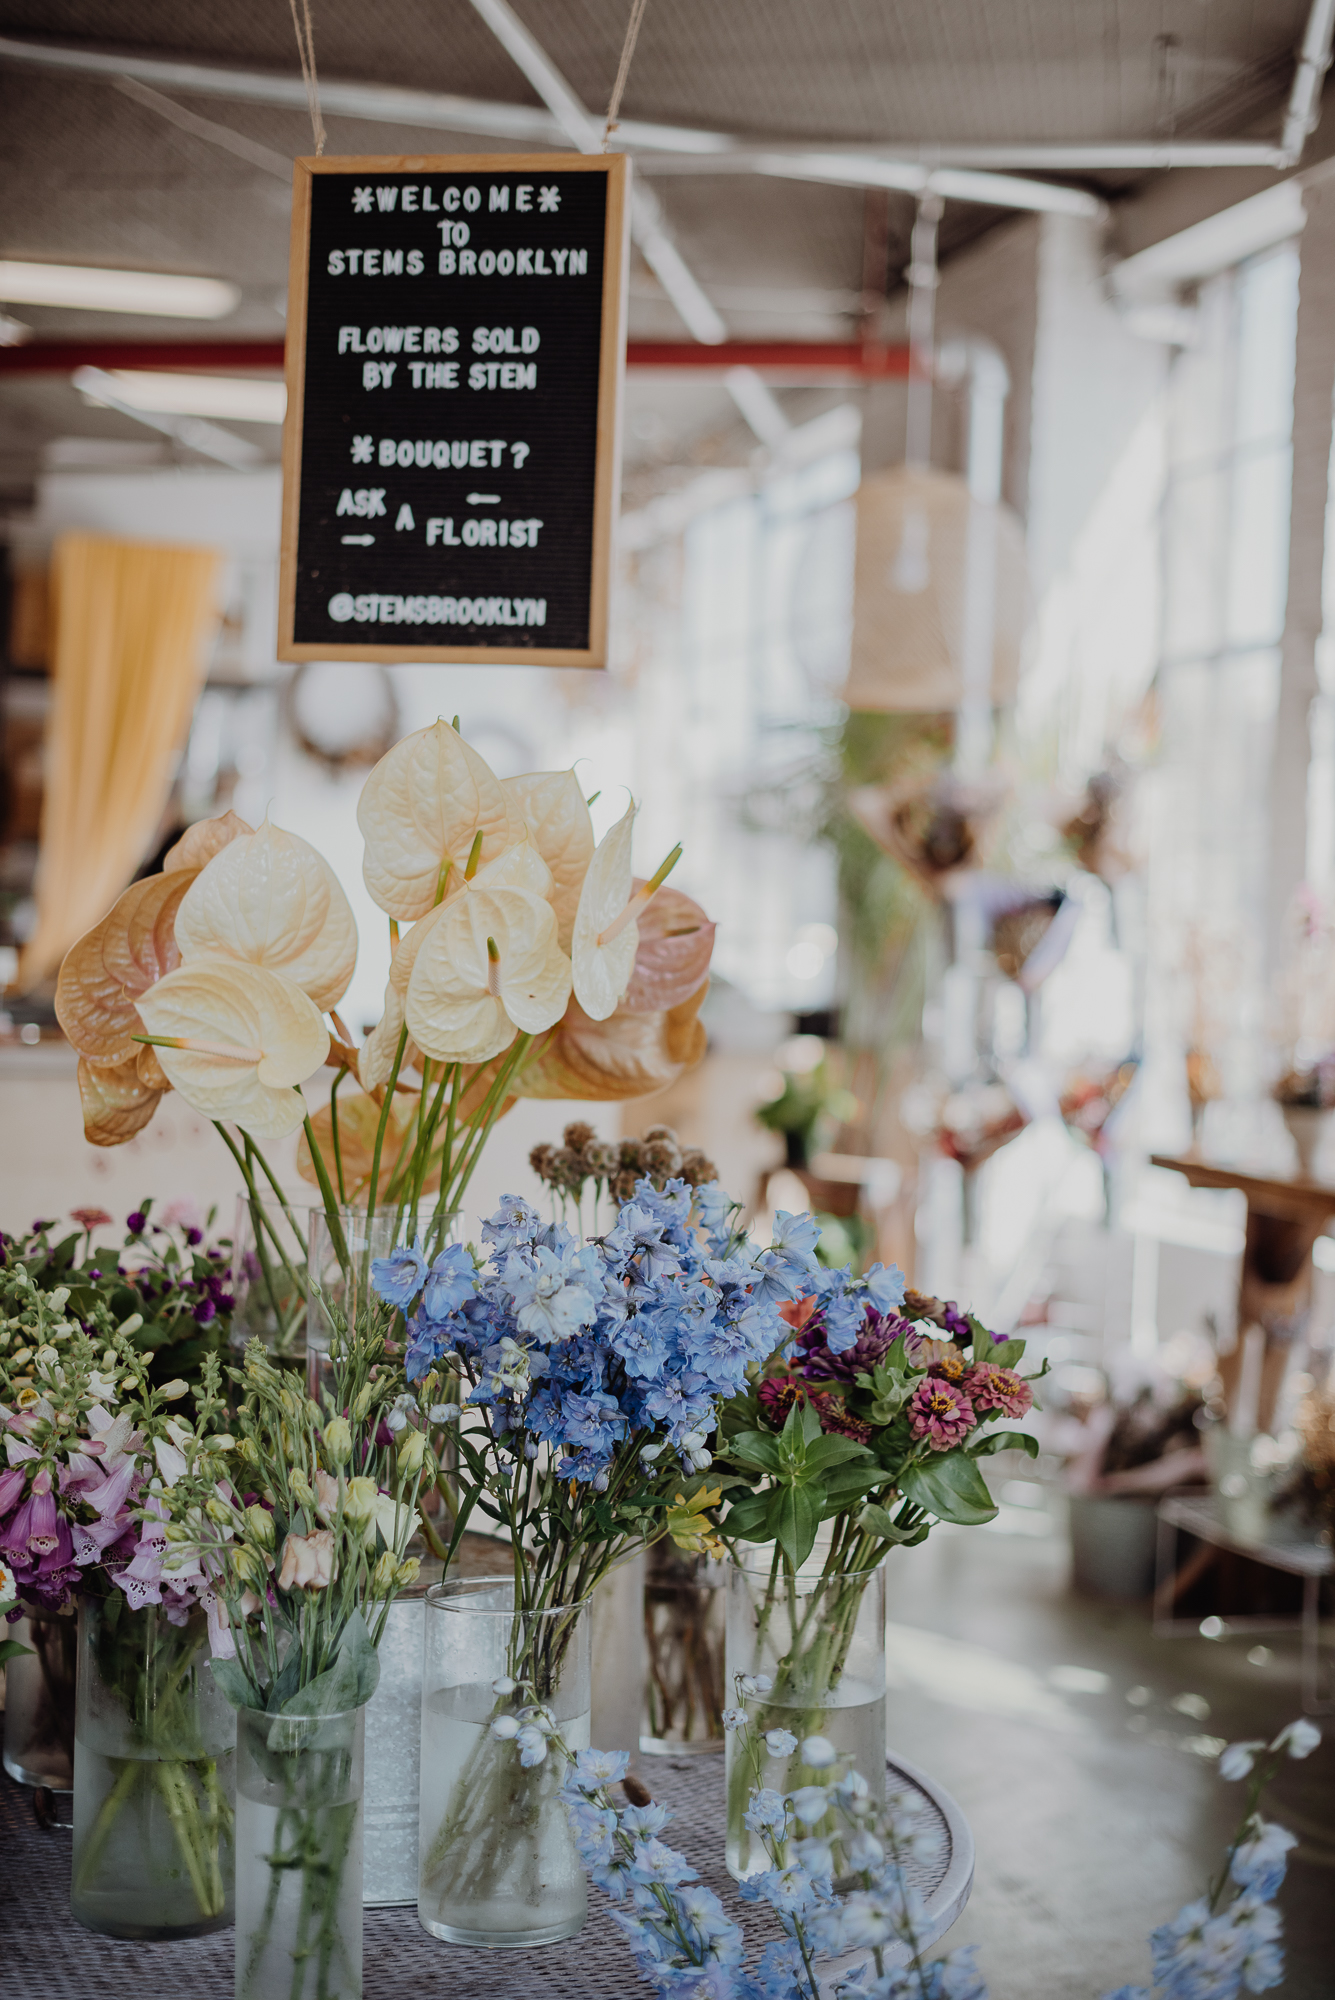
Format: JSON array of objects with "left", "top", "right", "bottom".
[{"left": 278, "top": 152, "right": 629, "bottom": 668}]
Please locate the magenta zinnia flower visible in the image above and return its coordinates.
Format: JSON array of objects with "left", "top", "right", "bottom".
[
  {"left": 908, "top": 1377, "right": 977, "bottom": 1448},
  {"left": 965, "top": 1363, "right": 1032, "bottom": 1419},
  {"left": 757, "top": 1374, "right": 807, "bottom": 1428}
]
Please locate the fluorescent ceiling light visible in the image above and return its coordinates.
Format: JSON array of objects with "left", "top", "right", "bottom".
[
  {"left": 83, "top": 369, "right": 286, "bottom": 424},
  {"left": 0, "top": 259, "right": 239, "bottom": 318}
]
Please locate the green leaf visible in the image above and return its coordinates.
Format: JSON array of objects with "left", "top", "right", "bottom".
[
  {"left": 859, "top": 1503, "right": 932, "bottom": 1546},
  {"left": 773, "top": 1482, "right": 822, "bottom": 1568},
  {"left": 987, "top": 1338, "right": 1026, "bottom": 1369},
  {"left": 801, "top": 1434, "right": 873, "bottom": 1472},
  {"left": 0, "top": 1639, "right": 34, "bottom": 1669},
  {"left": 818, "top": 1463, "right": 887, "bottom": 1507},
  {"left": 971, "top": 1429, "right": 1039, "bottom": 1459},
  {"left": 207, "top": 1656, "right": 257, "bottom": 1710},
  {"left": 280, "top": 1609, "right": 381, "bottom": 1717},
  {"left": 720, "top": 1491, "right": 773, "bottom": 1541},
  {"left": 727, "top": 1430, "right": 784, "bottom": 1474},
  {"left": 900, "top": 1449, "right": 998, "bottom": 1526}
]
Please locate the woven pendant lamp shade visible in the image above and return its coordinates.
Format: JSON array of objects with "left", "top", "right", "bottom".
[{"left": 843, "top": 465, "right": 1028, "bottom": 712}]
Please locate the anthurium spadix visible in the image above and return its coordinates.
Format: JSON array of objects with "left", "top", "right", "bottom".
[
  {"left": 174, "top": 822, "right": 358, "bottom": 1013},
  {"left": 405, "top": 844, "right": 571, "bottom": 1064},
  {"left": 357, "top": 718, "right": 523, "bottom": 921},
  {"left": 133, "top": 958, "right": 331, "bottom": 1139}
]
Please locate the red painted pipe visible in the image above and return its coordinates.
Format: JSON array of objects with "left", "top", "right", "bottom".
[{"left": 0, "top": 337, "right": 911, "bottom": 378}]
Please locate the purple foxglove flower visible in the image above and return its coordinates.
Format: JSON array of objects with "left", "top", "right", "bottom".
[{"left": 0, "top": 1463, "right": 27, "bottom": 1515}]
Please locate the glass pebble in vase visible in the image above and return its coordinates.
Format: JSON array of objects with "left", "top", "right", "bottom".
[
  {"left": 418, "top": 1580, "right": 590, "bottom": 1948},
  {"left": 236, "top": 1704, "right": 365, "bottom": 2000},
  {"left": 229, "top": 1192, "right": 310, "bottom": 1366},
  {"left": 71, "top": 1593, "right": 236, "bottom": 1938},
  {"left": 3, "top": 1608, "right": 77, "bottom": 1791},
  {"left": 725, "top": 1552, "right": 886, "bottom": 1882},
  {"left": 361, "top": 1554, "right": 446, "bottom": 1906}
]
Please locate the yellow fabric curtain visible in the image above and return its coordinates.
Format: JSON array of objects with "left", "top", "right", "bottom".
[{"left": 18, "top": 532, "right": 222, "bottom": 991}]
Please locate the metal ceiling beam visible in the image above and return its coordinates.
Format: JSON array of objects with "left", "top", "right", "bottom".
[{"left": 0, "top": 30, "right": 1294, "bottom": 202}]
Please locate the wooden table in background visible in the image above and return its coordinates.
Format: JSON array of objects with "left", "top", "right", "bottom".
[{"left": 1150, "top": 1154, "right": 1335, "bottom": 1432}]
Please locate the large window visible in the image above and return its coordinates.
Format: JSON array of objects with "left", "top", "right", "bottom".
[{"left": 1143, "top": 244, "right": 1299, "bottom": 1144}]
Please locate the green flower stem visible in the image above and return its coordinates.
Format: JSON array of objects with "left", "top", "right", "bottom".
[
  {"left": 72, "top": 1754, "right": 140, "bottom": 1894},
  {"left": 300, "top": 1114, "right": 348, "bottom": 1272},
  {"left": 365, "top": 1025, "right": 409, "bottom": 1228},
  {"left": 327, "top": 1068, "right": 348, "bottom": 1206},
  {"left": 213, "top": 1123, "right": 308, "bottom": 1346}
]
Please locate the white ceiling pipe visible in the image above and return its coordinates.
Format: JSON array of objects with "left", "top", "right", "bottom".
[
  {"left": 936, "top": 338, "right": 1010, "bottom": 777},
  {"left": 465, "top": 0, "right": 734, "bottom": 389},
  {"left": 1280, "top": 0, "right": 1335, "bottom": 164},
  {"left": 73, "top": 364, "right": 263, "bottom": 466},
  {"left": 466, "top": 0, "right": 602, "bottom": 152},
  {"left": 0, "top": 32, "right": 1277, "bottom": 208}
]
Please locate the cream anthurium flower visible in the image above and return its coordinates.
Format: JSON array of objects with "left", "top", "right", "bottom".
[
  {"left": 362, "top": 841, "right": 553, "bottom": 1083},
  {"left": 134, "top": 958, "right": 330, "bottom": 1140},
  {"left": 405, "top": 857, "right": 571, "bottom": 1064},
  {"left": 174, "top": 822, "right": 358, "bottom": 1013},
  {"left": 357, "top": 718, "right": 524, "bottom": 921},
  {"left": 501, "top": 772, "right": 594, "bottom": 952},
  {"left": 571, "top": 801, "right": 641, "bottom": 1021},
  {"left": 360, "top": 909, "right": 441, "bottom": 1090}
]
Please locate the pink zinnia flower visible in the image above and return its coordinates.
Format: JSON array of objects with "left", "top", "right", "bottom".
[
  {"left": 907, "top": 1378, "right": 977, "bottom": 1448},
  {"left": 965, "top": 1364, "right": 1032, "bottom": 1419}
]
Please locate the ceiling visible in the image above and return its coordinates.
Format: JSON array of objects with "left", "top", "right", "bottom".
[{"left": 0, "top": 1, "right": 1322, "bottom": 498}]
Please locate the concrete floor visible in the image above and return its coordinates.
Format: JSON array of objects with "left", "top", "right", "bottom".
[{"left": 882, "top": 1505, "right": 1334, "bottom": 1999}]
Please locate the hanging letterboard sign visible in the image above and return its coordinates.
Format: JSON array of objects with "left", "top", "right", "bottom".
[{"left": 278, "top": 153, "right": 628, "bottom": 668}]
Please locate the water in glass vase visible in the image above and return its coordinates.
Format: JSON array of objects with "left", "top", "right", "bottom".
[
  {"left": 725, "top": 1677, "right": 886, "bottom": 1881},
  {"left": 71, "top": 1740, "right": 234, "bottom": 1938},
  {"left": 417, "top": 1679, "right": 590, "bottom": 1946},
  {"left": 234, "top": 1706, "right": 365, "bottom": 2000}
]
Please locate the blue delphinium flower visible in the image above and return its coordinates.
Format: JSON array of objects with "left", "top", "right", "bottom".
[
  {"left": 481, "top": 1194, "right": 543, "bottom": 1254},
  {"left": 1229, "top": 1818, "right": 1297, "bottom": 1900},
  {"left": 863, "top": 1261, "right": 908, "bottom": 1315},
  {"left": 422, "top": 1242, "right": 477, "bottom": 1320},
  {"left": 369, "top": 1239, "right": 428, "bottom": 1307},
  {"left": 379, "top": 1173, "right": 827, "bottom": 1501},
  {"left": 500, "top": 1244, "right": 600, "bottom": 1342}
]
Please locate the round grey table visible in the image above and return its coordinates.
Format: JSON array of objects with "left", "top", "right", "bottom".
[{"left": 0, "top": 1727, "right": 973, "bottom": 1998}]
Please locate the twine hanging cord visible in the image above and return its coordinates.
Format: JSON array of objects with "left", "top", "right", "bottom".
[
  {"left": 603, "top": 0, "right": 650, "bottom": 150},
  {"left": 288, "top": 0, "right": 327, "bottom": 156}
]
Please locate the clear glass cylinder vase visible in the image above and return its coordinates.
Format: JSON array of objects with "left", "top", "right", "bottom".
[
  {"left": 229, "top": 1192, "right": 310, "bottom": 1364},
  {"left": 235, "top": 1704, "right": 365, "bottom": 2000},
  {"left": 642, "top": 1545, "right": 727, "bottom": 1754},
  {"left": 3, "top": 1608, "right": 77, "bottom": 1789},
  {"left": 306, "top": 1204, "right": 457, "bottom": 1401},
  {"left": 725, "top": 1553, "right": 886, "bottom": 1881},
  {"left": 71, "top": 1593, "right": 236, "bottom": 1938},
  {"left": 418, "top": 1579, "right": 591, "bottom": 1948}
]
